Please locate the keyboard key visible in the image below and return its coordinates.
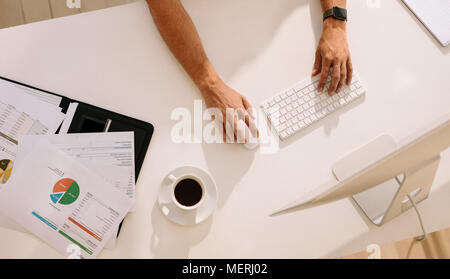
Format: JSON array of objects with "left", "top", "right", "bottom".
[
  {"left": 292, "top": 85, "right": 300, "bottom": 92},
  {"left": 299, "top": 121, "right": 306, "bottom": 128}
]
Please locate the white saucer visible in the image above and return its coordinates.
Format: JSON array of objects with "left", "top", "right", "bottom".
[{"left": 157, "top": 166, "right": 217, "bottom": 226}]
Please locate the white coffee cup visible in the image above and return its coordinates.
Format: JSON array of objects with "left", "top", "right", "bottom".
[{"left": 168, "top": 174, "right": 205, "bottom": 211}]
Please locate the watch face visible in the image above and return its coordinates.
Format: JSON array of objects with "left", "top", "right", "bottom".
[{"left": 333, "top": 7, "right": 347, "bottom": 21}]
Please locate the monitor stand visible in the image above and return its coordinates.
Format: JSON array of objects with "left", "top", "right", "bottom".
[{"left": 332, "top": 135, "right": 441, "bottom": 226}]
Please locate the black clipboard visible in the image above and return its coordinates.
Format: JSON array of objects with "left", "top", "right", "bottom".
[{"left": 0, "top": 76, "right": 154, "bottom": 237}]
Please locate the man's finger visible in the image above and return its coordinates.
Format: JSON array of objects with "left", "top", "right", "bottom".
[
  {"left": 328, "top": 61, "right": 340, "bottom": 95},
  {"left": 236, "top": 110, "right": 253, "bottom": 143},
  {"left": 312, "top": 50, "right": 322, "bottom": 76},
  {"left": 244, "top": 111, "right": 259, "bottom": 139},
  {"left": 224, "top": 108, "right": 235, "bottom": 143},
  {"left": 234, "top": 114, "right": 249, "bottom": 144},
  {"left": 242, "top": 96, "right": 255, "bottom": 120},
  {"left": 336, "top": 62, "right": 347, "bottom": 93},
  {"left": 318, "top": 56, "right": 332, "bottom": 92},
  {"left": 225, "top": 120, "right": 234, "bottom": 143},
  {"left": 346, "top": 57, "right": 353, "bottom": 86}
]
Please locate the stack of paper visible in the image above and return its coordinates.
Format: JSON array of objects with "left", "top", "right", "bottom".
[
  {"left": 0, "top": 138, "right": 134, "bottom": 258},
  {"left": 0, "top": 79, "right": 137, "bottom": 258},
  {"left": 0, "top": 79, "right": 66, "bottom": 192}
]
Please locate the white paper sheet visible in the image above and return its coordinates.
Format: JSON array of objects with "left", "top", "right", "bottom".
[
  {"left": 14, "top": 132, "right": 137, "bottom": 249},
  {"left": 7, "top": 80, "right": 62, "bottom": 106},
  {"left": 0, "top": 141, "right": 133, "bottom": 258},
  {"left": 59, "top": 103, "right": 79, "bottom": 134},
  {"left": 403, "top": 0, "right": 450, "bottom": 46},
  {"left": 16, "top": 132, "right": 136, "bottom": 203},
  {"left": 0, "top": 79, "right": 65, "bottom": 133},
  {"left": 0, "top": 101, "right": 54, "bottom": 193}
]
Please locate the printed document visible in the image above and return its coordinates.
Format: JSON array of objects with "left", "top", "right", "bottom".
[{"left": 0, "top": 141, "right": 133, "bottom": 258}]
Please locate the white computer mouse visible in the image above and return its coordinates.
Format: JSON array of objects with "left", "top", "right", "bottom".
[{"left": 237, "top": 119, "right": 259, "bottom": 150}]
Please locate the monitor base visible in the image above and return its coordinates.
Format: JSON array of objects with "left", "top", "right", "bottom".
[{"left": 352, "top": 155, "right": 440, "bottom": 226}]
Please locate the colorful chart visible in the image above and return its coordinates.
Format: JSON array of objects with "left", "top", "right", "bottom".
[
  {"left": 0, "top": 159, "right": 13, "bottom": 184},
  {"left": 50, "top": 178, "right": 80, "bottom": 205}
]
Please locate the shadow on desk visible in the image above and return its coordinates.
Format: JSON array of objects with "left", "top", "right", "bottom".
[
  {"left": 201, "top": 142, "right": 256, "bottom": 209},
  {"left": 279, "top": 95, "right": 366, "bottom": 149},
  {"left": 185, "top": 0, "right": 310, "bottom": 81},
  {"left": 150, "top": 203, "right": 213, "bottom": 259}
]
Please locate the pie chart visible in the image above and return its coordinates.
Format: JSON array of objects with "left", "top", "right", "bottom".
[
  {"left": 0, "top": 159, "right": 13, "bottom": 184},
  {"left": 50, "top": 178, "right": 80, "bottom": 205}
]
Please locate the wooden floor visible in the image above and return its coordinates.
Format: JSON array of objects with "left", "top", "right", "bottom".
[
  {"left": 0, "top": 0, "right": 137, "bottom": 29},
  {"left": 342, "top": 227, "right": 450, "bottom": 259}
]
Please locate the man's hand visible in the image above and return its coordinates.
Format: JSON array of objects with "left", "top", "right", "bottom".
[
  {"left": 200, "top": 78, "right": 258, "bottom": 143},
  {"left": 312, "top": 18, "right": 353, "bottom": 95}
]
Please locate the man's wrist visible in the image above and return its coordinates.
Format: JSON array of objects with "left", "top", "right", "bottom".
[
  {"left": 193, "top": 62, "right": 223, "bottom": 97},
  {"left": 323, "top": 17, "right": 347, "bottom": 32}
]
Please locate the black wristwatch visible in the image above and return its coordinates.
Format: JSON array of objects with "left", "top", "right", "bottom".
[{"left": 323, "top": 6, "right": 347, "bottom": 22}]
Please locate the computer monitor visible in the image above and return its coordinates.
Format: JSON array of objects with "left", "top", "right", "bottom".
[{"left": 272, "top": 112, "right": 450, "bottom": 226}]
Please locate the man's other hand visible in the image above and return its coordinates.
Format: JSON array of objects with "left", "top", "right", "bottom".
[{"left": 312, "top": 18, "right": 353, "bottom": 95}]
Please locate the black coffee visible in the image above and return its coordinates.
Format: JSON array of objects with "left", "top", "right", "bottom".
[{"left": 174, "top": 178, "right": 203, "bottom": 207}]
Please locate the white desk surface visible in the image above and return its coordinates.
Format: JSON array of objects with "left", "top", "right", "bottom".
[{"left": 0, "top": 0, "right": 449, "bottom": 259}]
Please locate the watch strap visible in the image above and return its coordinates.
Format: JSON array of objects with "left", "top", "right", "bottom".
[{"left": 323, "top": 6, "right": 347, "bottom": 22}]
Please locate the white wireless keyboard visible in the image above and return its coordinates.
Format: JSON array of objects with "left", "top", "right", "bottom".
[{"left": 261, "top": 74, "right": 366, "bottom": 140}]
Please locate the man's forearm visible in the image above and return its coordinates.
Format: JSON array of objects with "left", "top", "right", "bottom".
[{"left": 146, "top": 0, "right": 219, "bottom": 93}]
